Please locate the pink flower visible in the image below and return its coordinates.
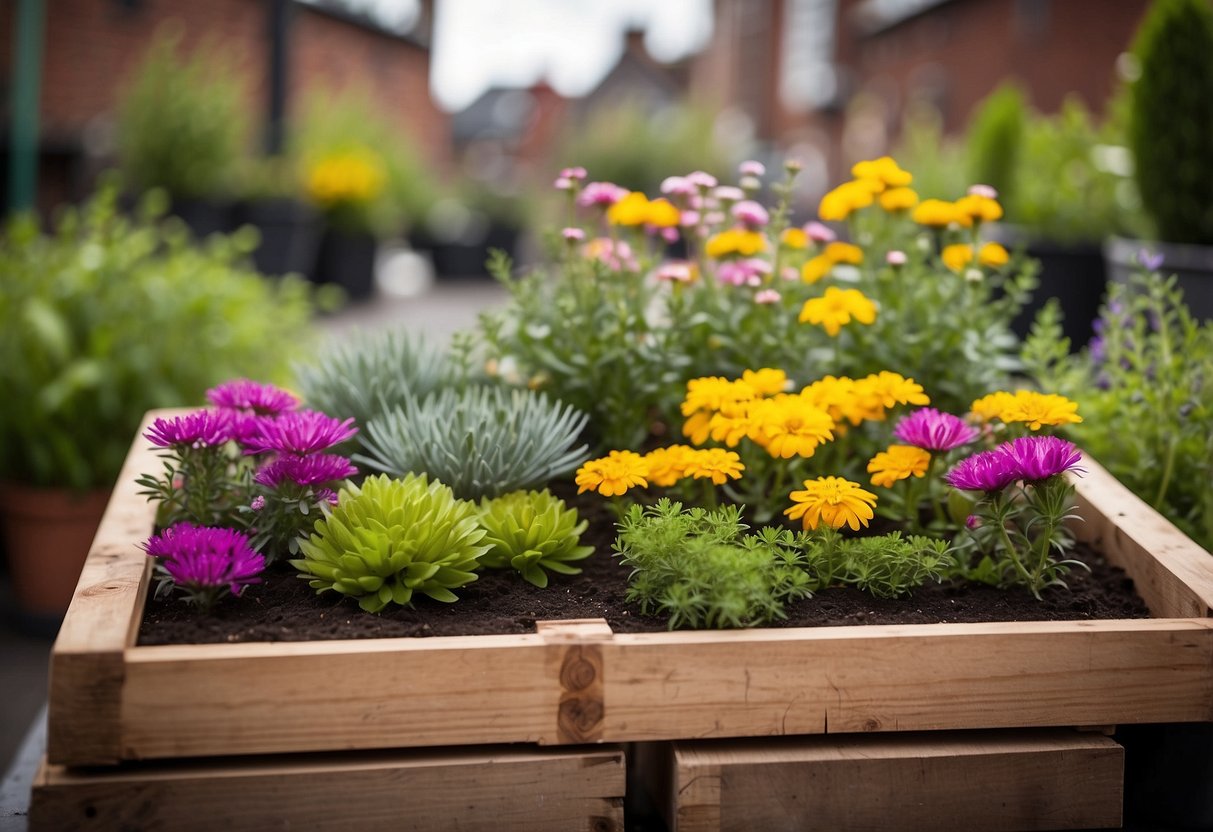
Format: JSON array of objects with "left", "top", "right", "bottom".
[
  {"left": 1004, "top": 436, "right": 1084, "bottom": 482},
  {"left": 659, "top": 226, "right": 680, "bottom": 244},
  {"left": 804, "top": 221, "right": 836, "bottom": 243},
  {"left": 661, "top": 176, "right": 696, "bottom": 197},
  {"left": 242, "top": 411, "right": 358, "bottom": 456},
  {"left": 577, "top": 182, "right": 626, "bottom": 208},
  {"left": 145, "top": 410, "right": 234, "bottom": 449},
  {"left": 254, "top": 454, "right": 358, "bottom": 489},
  {"left": 562, "top": 227, "right": 586, "bottom": 242},
  {"left": 143, "top": 523, "right": 264, "bottom": 597},
  {"left": 714, "top": 186, "right": 745, "bottom": 203},
  {"left": 894, "top": 408, "right": 978, "bottom": 451},
  {"left": 739, "top": 160, "right": 766, "bottom": 177},
  {"left": 946, "top": 448, "right": 1019, "bottom": 493},
  {"left": 584, "top": 237, "right": 638, "bottom": 271},
  {"left": 250, "top": 496, "right": 266, "bottom": 512},
  {"left": 687, "top": 171, "right": 718, "bottom": 189},
  {"left": 553, "top": 177, "right": 573, "bottom": 191},
  {"left": 207, "top": 379, "right": 299, "bottom": 416},
  {"left": 716, "top": 258, "right": 770, "bottom": 286},
  {"left": 656, "top": 261, "right": 695, "bottom": 283},
  {"left": 731, "top": 200, "right": 770, "bottom": 228},
  {"left": 886, "top": 250, "right": 907, "bottom": 266},
  {"left": 967, "top": 184, "right": 998, "bottom": 199},
  {"left": 754, "top": 289, "right": 781, "bottom": 304},
  {"left": 680, "top": 210, "right": 700, "bottom": 227},
  {"left": 560, "top": 166, "right": 587, "bottom": 181}
]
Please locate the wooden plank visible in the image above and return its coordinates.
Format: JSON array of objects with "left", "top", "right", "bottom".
[
  {"left": 46, "top": 410, "right": 170, "bottom": 765},
  {"left": 670, "top": 730, "right": 1123, "bottom": 832},
  {"left": 601, "top": 619, "right": 1213, "bottom": 742},
  {"left": 540, "top": 619, "right": 613, "bottom": 744},
  {"left": 30, "top": 745, "right": 626, "bottom": 832},
  {"left": 1072, "top": 453, "right": 1213, "bottom": 618}
]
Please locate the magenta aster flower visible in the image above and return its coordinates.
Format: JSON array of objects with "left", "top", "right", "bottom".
[
  {"left": 894, "top": 408, "right": 979, "bottom": 451},
  {"left": 242, "top": 410, "right": 357, "bottom": 455},
  {"left": 144, "top": 410, "right": 234, "bottom": 449},
  {"left": 1004, "top": 435, "right": 1084, "bottom": 482},
  {"left": 143, "top": 523, "right": 264, "bottom": 596},
  {"left": 577, "top": 182, "right": 626, "bottom": 208},
  {"left": 206, "top": 379, "right": 299, "bottom": 416},
  {"left": 946, "top": 447, "right": 1019, "bottom": 492},
  {"left": 255, "top": 454, "right": 358, "bottom": 489},
  {"left": 560, "top": 166, "right": 587, "bottom": 181},
  {"left": 731, "top": 200, "right": 770, "bottom": 228}
]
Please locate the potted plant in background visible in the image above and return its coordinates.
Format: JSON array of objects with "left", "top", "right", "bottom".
[
  {"left": 116, "top": 31, "right": 248, "bottom": 238},
  {"left": 1106, "top": 0, "right": 1213, "bottom": 321},
  {"left": 232, "top": 155, "right": 322, "bottom": 280},
  {"left": 0, "top": 184, "right": 313, "bottom": 628}
]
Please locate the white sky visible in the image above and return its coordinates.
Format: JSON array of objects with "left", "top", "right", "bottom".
[{"left": 429, "top": 0, "right": 714, "bottom": 111}]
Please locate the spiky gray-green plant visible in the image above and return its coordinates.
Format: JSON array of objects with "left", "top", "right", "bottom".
[
  {"left": 290, "top": 473, "right": 488, "bottom": 613},
  {"left": 478, "top": 490, "right": 594, "bottom": 588},
  {"left": 358, "top": 386, "right": 590, "bottom": 500},
  {"left": 294, "top": 329, "right": 448, "bottom": 436}
]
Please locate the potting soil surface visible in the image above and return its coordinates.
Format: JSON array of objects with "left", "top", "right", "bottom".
[{"left": 138, "top": 499, "right": 1150, "bottom": 645}]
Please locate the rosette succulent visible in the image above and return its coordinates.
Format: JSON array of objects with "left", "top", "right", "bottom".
[
  {"left": 477, "top": 490, "right": 594, "bottom": 588},
  {"left": 291, "top": 473, "right": 489, "bottom": 612}
]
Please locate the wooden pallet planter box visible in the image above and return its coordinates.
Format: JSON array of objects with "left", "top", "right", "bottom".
[{"left": 43, "top": 410, "right": 1213, "bottom": 769}]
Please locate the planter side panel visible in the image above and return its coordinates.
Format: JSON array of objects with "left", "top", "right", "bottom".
[
  {"left": 670, "top": 730, "right": 1122, "bottom": 832},
  {"left": 31, "top": 745, "right": 626, "bottom": 832}
]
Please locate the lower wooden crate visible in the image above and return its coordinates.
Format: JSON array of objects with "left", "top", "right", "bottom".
[
  {"left": 29, "top": 743, "right": 626, "bottom": 832},
  {"left": 653, "top": 729, "right": 1123, "bottom": 832}
]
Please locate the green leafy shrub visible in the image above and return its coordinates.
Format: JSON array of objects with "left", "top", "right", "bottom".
[
  {"left": 358, "top": 387, "right": 590, "bottom": 500},
  {"left": 477, "top": 490, "right": 593, "bottom": 587},
  {"left": 1129, "top": 0, "right": 1213, "bottom": 244},
  {"left": 291, "top": 473, "right": 488, "bottom": 612},
  {"left": 295, "top": 330, "right": 449, "bottom": 436},
  {"left": 965, "top": 82, "right": 1027, "bottom": 207},
  {"left": 0, "top": 185, "right": 313, "bottom": 490},
  {"left": 832, "top": 532, "right": 950, "bottom": 599},
  {"left": 117, "top": 33, "right": 248, "bottom": 199}
]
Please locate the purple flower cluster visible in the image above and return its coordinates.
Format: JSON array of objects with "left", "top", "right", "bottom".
[
  {"left": 894, "top": 408, "right": 978, "bottom": 451},
  {"left": 206, "top": 379, "right": 299, "bottom": 416},
  {"left": 143, "top": 523, "right": 265, "bottom": 596},
  {"left": 254, "top": 454, "right": 358, "bottom": 489},
  {"left": 242, "top": 410, "right": 358, "bottom": 456},
  {"left": 947, "top": 436, "right": 1084, "bottom": 492},
  {"left": 144, "top": 410, "right": 235, "bottom": 449}
]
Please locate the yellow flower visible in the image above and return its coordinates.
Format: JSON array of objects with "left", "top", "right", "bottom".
[
  {"left": 682, "top": 411, "right": 713, "bottom": 445},
  {"left": 705, "top": 228, "right": 767, "bottom": 258},
  {"left": 749, "top": 396, "right": 835, "bottom": 459},
  {"left": 781, "top": 228, "right": 809, "bottom": 249},
  {"left": 823, "top": 241, "right": 863, "bottom": 265},
  {"left": 942, "top": 243, "right": 974, "bottom": 272},
  {"left": 682, "top": 376, "right": 757, "bottom": 417},
  {"left": 852, "top": 156, "right": 913, "bottom": 190},
  {"left": 734, "top": 229, "right": 766, "bottom": 256},
  {"left": 307, "top": 149, "right": 386, "bottom": 205},
  {"left": 912, "top": 199, "right": 969, "bottom": 228},
  {"left": 955, "top": 193, "right": 1003, "bottom": 224},
  {"left": 1001, "top": 390, "right": 1083, "bottom": 431},
  {"left": 861, "top": 371, "right": 930, "bottom": 410},
  {"left": 868, "top": 445, "right": 931, "bottom": 488},
  {"left": 819, "top": 180, "right": 877, "bottom": 222},
  {"left": 970, "top": 391, "right": 1017, "bottom": 422},
  {"left": 575, "top": 450, "right": 649, "bottom": 496},
  {"left": 684, "top": 448, "right": 745, "bottom": 485},
  {"left": 646, "top": 198, "right": 682, "bottom": 228},
  {"left": 708, "top": 402, "right": 756, "bottom": 447},
  {"left": 644, "top": 445, "right": 696, "bottom": 487},
  {"left": 741, "top": 368, "right": 788, "bottom": 396},
  {"left": 879, "top": 187, "right": 919, "bottom": 212},
  {"left": 799, "top": 287, "right": 878, "bottom": 336},
  {"left": 607, "top": 192, "right": 652, "bottom": 226},
  {"left": 785, "top": 476, "right": 877, "bottom": 531},
  {"left": 799, "top": 375, "right": 857, "bottom": 424},
  {"left": 978, "top": 242, "right": 1009, "bottom": 267},
  {"left": 801, "top": 254, "right": 833, "bottom": 284}
]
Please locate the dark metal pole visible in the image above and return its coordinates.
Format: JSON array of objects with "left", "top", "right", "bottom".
[
  {"left": 8, "top": 0, "right": 46, "bottom": 212},
  {"left": 266, "top": 0, "right": 291, "bottom": 155}
]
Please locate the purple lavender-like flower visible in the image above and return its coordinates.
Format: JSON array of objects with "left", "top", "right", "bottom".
[
  {"left": 1138, "top": 249, "right": 1164, "bottom": 272},
  {"left": 946, "top": 447, "right": 1020, "bottom": 492},
  {"left": 206, "top": 379, "right": 299, "bottom": 416},
  {"left": 894, "top": 408, "right": 979, "bottom": 451},
  {"left": 143, "top": 523, "right": 265, "bottom": 596},
  {"left": 1003, "top": 435, "right": 1084, "bottom": 482},
  {"left": 144, "top": 410, "right": 235, "bottom": 449},
  {"left": 254, "top": 454, "right": 358, "bottom": 489},
  {"left": 242, "top": 410, "right": 358, "bottom": 456}
]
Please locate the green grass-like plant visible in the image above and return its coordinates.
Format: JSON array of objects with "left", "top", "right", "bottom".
[
  {"left": 965, "top": 82, "right": 1026, "bottom": 209},
  {"left": 821, "top": 530, "right": 950, "bottom": 599},
  {"left": 358, "top": 386, "right": 590, "bottom": 500},
  {"left": 477, "top": 490, "right": 593, "bottom": 587},
  {"left": 291, "top": 473, "right": 489, "bottom": 612}
]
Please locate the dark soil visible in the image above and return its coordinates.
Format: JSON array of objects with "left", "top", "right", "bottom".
[{"left": 138, "top": 493, "right": 1151, "bottom": 645}]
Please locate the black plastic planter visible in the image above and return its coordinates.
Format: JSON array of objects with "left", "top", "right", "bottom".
[
  {"left": 314, "top": 228, "right": 377, "bottom": 300},
  {"left": 1011, "top": 237, "right": 1108, "bottom": 349},
  {"left": 1106, "top": 235, "right": 1213, "bottom": 322},
  {"left": 170, "top": 197, "right": 236, "bottom": 240},
  {"left": 234, "top": 198, "right": 322, "bottom": 279}
]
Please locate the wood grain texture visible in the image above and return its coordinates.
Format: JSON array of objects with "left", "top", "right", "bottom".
[
  {"left": 31, "top": 745, "right": 626, "bottom": 832},
  {"left": 671, "top": 730, "right": 1123, "bottom": 832},
  {"left": 541, "top": 619, "right": 612, "bottom": 744},
  {"left": 1072, "top": 454, "right": 1213, "bottom": 618},
  {"left": 601, "top": 619, "right": 1213, "bottom": 741}
]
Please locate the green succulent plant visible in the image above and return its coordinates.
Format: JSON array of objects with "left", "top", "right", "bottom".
[
  {"left": 358, "top": 386, "right": 590, "bottom": 500},
  {"left": 477, "top": 490, "right": 594, "bottom": 588},
  {"left": 290, "top": 473, "right": 489, "bottom": 613},
  {"left": 295, "top": 329, "right": 449, "bottom": 437}
]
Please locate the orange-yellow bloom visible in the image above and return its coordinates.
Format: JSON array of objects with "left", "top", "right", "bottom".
[
  {"left": 785, "top": 476, "right": 878, "bottom": 531},
  {"left": 978, "top": 242, "right": 1009, "bottom": 267},
  {"left": 912, "top": 199, "right": 970, "bottom": 228},
  {"left": 643, "top": 445, "right": 696, "bottom": 487},
  {"left": 575, "top": 450, "right": 649, "bottom": 496},
  {"left": 684, "top": 447, "right": 745, "bottom": 485},
  {"left": 868, "top": 445, "right": 932, "bottom": 488},
  {"left": 823, "top": 241, "right": 863, "bottom": 265},
  {"left": 781, "top": 227, "right": 809, "bottom": 249},
  {"left": 799, "top": 287, "right": 878, "bottom": 336},
  {"left": 955, "top": 193, "right": 1004, "bottom": 224},
  {"left": 646, "top": 198, "right": 682, "bottom": 228},
  {"left": 879, "top": 187, "right": 920, "bottom": 212},
  {"left": 852, "top": 156, "right": 913, "bottom": 190},
  {"left": 802, "top": 254, "right": 833, "bottom": 284},
  {"left": 818, "top": 180, "right": 878, "bottom": 222},
  {"left": 741, "top": 368, "right": 789, "bottom": 396},
  {"left": 942, "top": 243, "right": 974, "bottom": 272},
  {"left": 607, "top": 191, "right": 652, "bottom": 226},
  {"left": 749, "top": 396, "right": 835, "bottom": 459},
  {"left": 705, "top": 228, "right": 768, "bottom": 258}
]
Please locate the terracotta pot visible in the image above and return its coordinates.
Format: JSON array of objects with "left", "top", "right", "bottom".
[{"left": 0, "top": 483, "right": 110, "bottom": 617}]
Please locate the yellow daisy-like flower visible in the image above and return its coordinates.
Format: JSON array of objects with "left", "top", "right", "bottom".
[
  {"left": 684, "top": 447, "right": 745, "bottom": 485},
  {"left": 867, "top": 444, "right": 932, "bottom": 488},
  {"left": 852, "top": 156, "right": 913, "bottom": 190},
  {"left": 682, "top": 411, "right": 713, "bottom": 445},
  {"left": 643, "top": 445, "right": 696, "bottom": 487},
  {"left": 941, "top": 243, "right": 974, "bottom": 272},
  {"left": 970, "top": 391, "right": 1017, "bottom": 422},
  {"left": 785, "top": 476, "right": 878, "bottom": 531},
  {"left": 912, "top": 199, "right": 969, "bottom": 228},
  {"left": 823, "top": 241, "right": 864, "bottom": 265},
  {"left": 978, "top": 242, "right": 1009, "bottom": 267},
  {"left": 1001, "top": 390, "right": 1083, "bottom": 431},
  {"left": 705, "top": 228, "right": 768, "bottom": 258},
  {"left": 741, "top": 368, "right": 789, "bottom": 396},
  {"left": 802, "top": 254, "right": 833, "bottom": 284},
  {"left": 781, "top": 228, "right": 809, "bottom": 249},
  {"left": 878, "top": 186, "right": 919, "bottom": 212},
  {"left": 646, "top": 197, "right": 681, "bottom": 228},
  {"left": 681, "top": 376, "right": 757, "bottom": 417},
  {"left": 575, "top": 450, "right": 649, "bottom": 496},
  {"left": 799, "top": 287, "right": 878, "bottom": 337},
  {"left": 799, "top": 375, "right": 857, "bottom": 424},
  {"left": 955, "top": 194, "right": 1004, "bottom": 224},
  {"left": 749, "top": 396, "right": 836, "bottom": 459},
  {"left": 861, "top": 371, "right": 931, "bottom": 410},
  {"left": 607, "top": 191, "right": 652, "bottom": 226},
  {"left": 307, "top": 149, "right": 387, "bottom": 205},
  {"left": 708, "top": 403, "right": 756, "bottom": 447},
  {"left": 818, "top": 180, "right": 878, "bottom": 222},
  {"left": 734, "top": 229, "right": 767, "bottom": 256}
]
